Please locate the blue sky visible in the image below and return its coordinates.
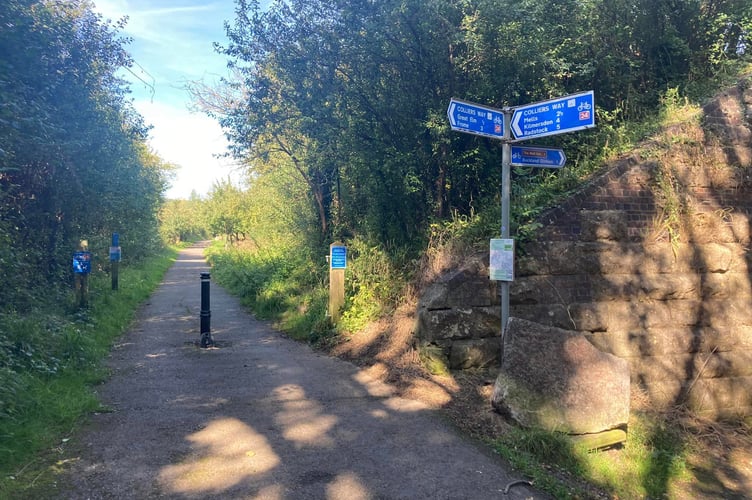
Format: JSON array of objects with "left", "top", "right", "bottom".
[{"left": 93, "top": 0, "right": 247, "bottom": 199}]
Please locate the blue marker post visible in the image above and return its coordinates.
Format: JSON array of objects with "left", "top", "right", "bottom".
[{"left": 110, "top": 232, "right": 121, "bottom": 290}]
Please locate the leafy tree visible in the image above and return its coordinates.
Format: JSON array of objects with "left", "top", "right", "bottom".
[
  {"left": 204, "top": 178, "right": 249, "bottom": 243},
  {"left": 159, "top": 193, "right": 208, "bottom": 244},
  {"left": 0, "top": 0, "right": 170, "bottom": 309},
  {"left": 216, "top": 0, "right": 471, "bottom": 247},
  {"left": 208, "top": 0, "right": 750, "bottom": 255}
]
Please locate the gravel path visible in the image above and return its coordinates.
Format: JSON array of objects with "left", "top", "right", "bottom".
[{"left": 57, "top": 243, "right": 545, "bottom": 499}]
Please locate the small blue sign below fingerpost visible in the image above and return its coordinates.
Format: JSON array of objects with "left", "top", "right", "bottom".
[
  {"left": 330, "top": 245, "right": 347, "bottom": 269},
  {"left": 510, "top": 145, "right": 567, "bottom": 168},
  {"left": 109, "top": 246, "right": 122, "bottom": 262}
]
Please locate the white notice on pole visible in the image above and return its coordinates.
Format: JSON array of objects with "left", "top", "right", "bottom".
[{"left": 489, "top": 239, "right": 514, "bottom": 281}]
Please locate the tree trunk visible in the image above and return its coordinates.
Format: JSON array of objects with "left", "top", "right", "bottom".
[{"left": 434, "top": 144, "right": 448, "bottom": 218}]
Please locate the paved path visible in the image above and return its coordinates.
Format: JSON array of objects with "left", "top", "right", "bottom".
[{"left": 61, "top": 243, "right": 545, "bottom": 499}]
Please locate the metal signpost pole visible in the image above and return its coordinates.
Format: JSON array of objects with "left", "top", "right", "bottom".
[
  {"left": 500, "top": 109, "right": 512, "bottom": 355},
  {"left": 448, "top": 91, "right": 595, "bottom": 365}
]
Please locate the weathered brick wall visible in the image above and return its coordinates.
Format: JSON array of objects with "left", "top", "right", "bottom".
[
  {"left": 417, "top": 78, "right": 752, "bottom": 419},
  {"left": 516, "top": 80, "right": 752, "bottom": 419}
]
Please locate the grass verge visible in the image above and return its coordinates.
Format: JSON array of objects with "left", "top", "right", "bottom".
[{"left": 0, "top": 246, "right": 177, "bottom": 498}]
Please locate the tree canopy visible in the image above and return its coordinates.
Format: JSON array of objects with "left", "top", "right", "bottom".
[
  {"left": 204, "top": 0, "right": 750, "bottom": 251},
  {"left": 0, "top": 0, "right": 170, "bottom": 310}
]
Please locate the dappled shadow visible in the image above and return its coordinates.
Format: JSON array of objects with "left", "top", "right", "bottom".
[
  {"left": 159, "top": 417, "right": 282, "bottom": 495},
  {"left": 329, "top": 308, "right": 463, "bottom": 409},
  {"left": 60, "top": 242, "right": 539, "bottom": 499}
]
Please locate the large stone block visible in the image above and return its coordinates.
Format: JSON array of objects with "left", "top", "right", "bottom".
[
  {"left": 702, "top": 271, "right": 752, "bottom": 300},
  {"left": 511, "top": 275, "right": 591, "bottom": 305},
  {"left": 627, "top": 351, "right": 752, "bottom": 384},
  {"left": 522, "top": 241, "right": 750, "bottom": 277},
  {"left": 686, "top": 376, "right": 752, "bottom": 419},
  {"left": 419, "top": 267, "right": 494, "bottom": 310},
  {"left": 582, "top": 300, "right": 740, "bottom": 332},
  {"left": 492, "top": 317, "right": 630, "bottom": 435},
  {"left": 509, "top": 304, "right": 576, "bottom": 330},
  {"left": 416, "top": 306, "right": 500, "bottom": 342},
  {"left": 637, "top": 377, "right": 684, "bottom": 409},
  {"left": 588, "top": 326, "right": 752, "bottom": 358}
]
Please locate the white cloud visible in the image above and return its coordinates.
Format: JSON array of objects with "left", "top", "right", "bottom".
[
  {"left": 134, "top": 99, "right": 241, "bottom": 198},
  {"left": 93, "top": 0, "right": 241, "bottom": 199}
]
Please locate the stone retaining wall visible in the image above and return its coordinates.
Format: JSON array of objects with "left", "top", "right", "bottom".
[{"left": 416, "top": 78, "right": 752, "bottom": 419}]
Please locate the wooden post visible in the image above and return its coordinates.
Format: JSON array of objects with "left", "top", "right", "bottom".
[{"left": 328, "top": 242, "right": 346, "bottom": 322}]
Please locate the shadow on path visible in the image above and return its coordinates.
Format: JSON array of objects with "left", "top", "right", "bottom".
[{"left": 58, "top": 243, "right": 544, "bottom": 499}]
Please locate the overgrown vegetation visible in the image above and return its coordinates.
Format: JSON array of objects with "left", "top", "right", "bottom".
[
  {"left": 0, "top": 0, "right": 177, "bottom": 494},
  {"left": 0, "top": 247, "right": 177, "bottom": 497}
]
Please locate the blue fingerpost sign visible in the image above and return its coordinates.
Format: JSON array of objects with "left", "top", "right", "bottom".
[
  {"left": 511, "top": 90, "right": 595, "bottom": 140},
  {"left": 330, "top": 245, "right": 347, "bottom": 269},
  {"left": 447, "top": 98, "right": 505, "bottom": 139}
]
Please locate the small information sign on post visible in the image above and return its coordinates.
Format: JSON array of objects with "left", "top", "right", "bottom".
[
  {"left": 72, "top": 251, "right": 92, "bottom": 274},
  {"left": 329, "top": 243, "right": 346, "bottom": 322},
  {"left": 330, "top": 245, "right": 347, "bottom": 269},
  {"left": 109, "top": 246, "right": 121, "bottom": 261},
  {"left": 510, "top": 146, "right": 566, "bottom": 168},
  {"left": 489, "top": 239, "right": 515, "bottom": 282}
]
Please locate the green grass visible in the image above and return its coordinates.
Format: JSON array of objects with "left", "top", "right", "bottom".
[
  {"left": 205, "top": 236, "right": 412, "bottom": 345},
  {"left": 492, "top": 427, "right": 590, "bottom": 498},
  {"left": 490, "top": 410, "right": 701, "bottom": 499},
  {"left": 0, "top": 246, "right": 177, "bottom": 498}
]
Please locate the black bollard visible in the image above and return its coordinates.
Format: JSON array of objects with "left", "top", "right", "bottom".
[{"left": 200, "top": 272, "right": 214, "bottom": 348}]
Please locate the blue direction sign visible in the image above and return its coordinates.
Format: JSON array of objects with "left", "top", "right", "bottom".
[
  {"left": 510, "top": 146, "right": 566, "bottom": 168},
  {"left": 447, "top": 98, "right": 505, "bottom": 139},
  {"left": 511, "top": 90, "right": 594, "bottom": 140}
]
